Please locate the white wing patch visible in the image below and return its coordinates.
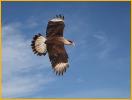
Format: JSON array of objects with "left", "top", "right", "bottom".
[
  {"left": 54, "top": 63, "right": 69, "bottom": 75},
  {"left": 50, "top": 18, "right": 64, "bottom": 22}
]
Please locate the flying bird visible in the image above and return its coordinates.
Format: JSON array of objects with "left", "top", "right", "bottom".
[{"left": 31, "top": 15, "right": 74, "bottom": 75}]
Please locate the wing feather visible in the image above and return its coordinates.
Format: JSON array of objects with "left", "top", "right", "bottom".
[
  {"left": 46, "top": 15, "right": 65, "bottom": 37},
  {"left": 46, "top": 15, "right": 69, "bottom": 75},
  {"left": 47, "top": 44, "right": 69, "bottom": 75}
]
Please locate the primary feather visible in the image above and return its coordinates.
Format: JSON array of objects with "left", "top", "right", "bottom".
[{"left": 47, "top": 44, "right": 69, "bottom": 75}]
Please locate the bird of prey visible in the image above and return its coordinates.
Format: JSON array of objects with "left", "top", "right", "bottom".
[{"left": 31, "top": 15, "right": 75, "bottom": 75}]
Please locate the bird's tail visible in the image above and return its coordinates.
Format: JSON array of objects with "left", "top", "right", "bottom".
[{"left": 31, "top": 33, "right": 47, "bottom": 56}]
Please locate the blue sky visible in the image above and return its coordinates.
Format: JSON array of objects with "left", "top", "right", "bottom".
[{"left": 2, "top": 2, "right": 130, "bottom": 98}]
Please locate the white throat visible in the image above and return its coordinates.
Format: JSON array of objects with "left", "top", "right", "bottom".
[
  {"left": 63, "top": 39, "right": 71, "bottom": 45},
  {"left": 56, "top": 37, "right": 72, "bottom": 45}
]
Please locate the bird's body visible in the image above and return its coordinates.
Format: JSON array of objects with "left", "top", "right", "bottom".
[
  {"left": 31, "top": 15, "right": 74, "bottom": 75},
  {"left": 45, "top": 37, "right": 72, "bottom": 45}
]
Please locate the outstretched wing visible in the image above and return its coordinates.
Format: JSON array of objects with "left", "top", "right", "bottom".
[
  {"left": 47, "top": 44, "right": 69, "bottom": 75},
  {"left": 46, "top": 15, "right": 65, "bottom": 37},
  {"left": 46, "top": 15, "right": 69, "bottom": 75}
]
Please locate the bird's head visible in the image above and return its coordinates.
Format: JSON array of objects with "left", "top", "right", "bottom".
[
  {"left": 67, "top": 40, "right": 75, "bottom": 46},
  {"left": 58, "top": 37, "right": 75, "bottom": 46}
]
